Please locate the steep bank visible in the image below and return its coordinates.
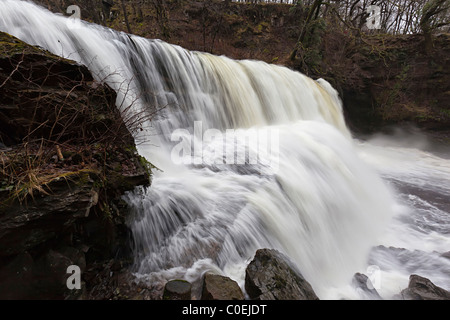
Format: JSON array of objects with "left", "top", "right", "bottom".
[{"left": 0, "top": 32, "right": 151, "bottom": 299}]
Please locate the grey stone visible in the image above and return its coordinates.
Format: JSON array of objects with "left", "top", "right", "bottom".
[
  {"left": 400, "top": 274, "right": 450, "bottom": 300},
  {"left": 352, "top": 272, "right": 382, "bottom": 300},
  {"left": 163, "top": 279, "right": 192, "bottom": 300},
  {"left": 201, "top": 273, "right": 244, "bottom": 300},
  {"left": 245, "top": 248, "right": 319, "bottom": 300}
]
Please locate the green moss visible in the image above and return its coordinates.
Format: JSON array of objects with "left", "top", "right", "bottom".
[
  {"left": 0, "top": 32, "right": 75, "bottom": 64},
  {"left": 76, "top": 172, "right": 91, "bottom": 186},
  {"left": 0, "top": 32, "right": 28, "bottom": 56},
  {"left": 102, "top": 201, "right": 113, "bottom": 221},
  {"left": 138, "top": 155, "right": 155, "bottom": 179}
]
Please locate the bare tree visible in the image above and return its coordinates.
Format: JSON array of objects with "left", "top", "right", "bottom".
[
  {"left": 290, "top": 0, "right": 323, "bottom": 60},
  {"left": 152, "top": 0, "right": 171, "bottom": 38},
  {"left": 121, "top": 0, "right": 133, "bottom": 34},
  {"left": 420, "top": 0, "right": 450, "bottom": 52}
]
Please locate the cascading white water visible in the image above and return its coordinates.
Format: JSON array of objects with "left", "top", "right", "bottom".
[
  {"left": 1, "top": 0, "right": 449, "bottom": 300},
  {"left": 355, "top": 131, "right": 450, "bottom": 298}
]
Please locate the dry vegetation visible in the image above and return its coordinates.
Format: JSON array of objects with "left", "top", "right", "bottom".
[{"left": 0, "top": 32, "right": 153, "bottom": 206}]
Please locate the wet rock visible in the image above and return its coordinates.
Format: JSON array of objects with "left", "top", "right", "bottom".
[
  {"left": 440, "top": 251, "right": 450, "bottom": 260},
  {"left": 0, "top": 246, "right": 87, "bottom": 299},
  {"left": 400, "top": 274, "right": 450, "bottom": 300},
  {"left": 245, "top": 248, "right": 319, "bottom": 300},
  {"left": 352, "top": 272, "right": 382, "bottom": 300},
  {"left": 0, "top": 174, "right": 99, "bottom": 258},
  {"left": 163, "top": 280, "right": 192, "bottom": 300},
  {"left": 58, "top": 246, "right": 86, "bottom": 272},
  {"left": 201, "top": 273, "right": 244, "bottom": 300}
]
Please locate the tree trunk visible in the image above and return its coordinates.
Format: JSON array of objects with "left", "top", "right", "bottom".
[
  {"left": 153, "top": 0, "right": 170, "bottom": 39},
  {"left": 290, "top": 0, "right": 323, "bottom": 61},
  {"left": 121, "top": 0, "right": 133, "bottom": 34},
  {"left": 420, "top": 0, "right": 450, "bottom": 54}
]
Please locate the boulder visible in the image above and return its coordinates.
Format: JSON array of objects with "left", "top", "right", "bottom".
[
  {"left": 400, "top": 274, "right": 450, "bottom": 300},
  {"left": 440, "top": 251, "right": 450, "bottom": 260},
  {"left": 0, "top": 174, "right": 99, "bottom": 258},
  {"left": 245, "top": 248, "right": 319, "bottom": 300},
  {"left": 201, "top": 273, "right": 244, "bottom": 300},
  {"left": 32, "top": 249, "right": 74, "bottom": 297},
  {"left": 163, "top": 279, "right": 192, "bottom": 300},
  {"left": 352, "top": 272, "right": 382, "bottom": 300},
  {"left": 0, "top": 247, "right": 86, "bottom": 299}
]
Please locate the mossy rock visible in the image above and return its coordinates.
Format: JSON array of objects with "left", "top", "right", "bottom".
[{"left": 0, "top": 32, "right": 73, "bottom": 63}]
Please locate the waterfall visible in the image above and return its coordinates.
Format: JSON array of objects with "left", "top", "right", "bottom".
[{"left": 0, "top": 0, "right": 401, "bottom": 299}]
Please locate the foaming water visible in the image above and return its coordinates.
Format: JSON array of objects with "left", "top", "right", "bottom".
[
  {"left": 124, "top": 120, "right": 396, "bottom": 299},
  {"left": 1, "top": 0, "right": 448, "bottom": 300},
  {"left": 356, "top": 134, "right": 450, "bottom": 298}
]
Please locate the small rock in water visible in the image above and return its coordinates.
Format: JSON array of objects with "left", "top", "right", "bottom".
[
  {"left": 440, "top": 251, "right": 450, "bottom": 260},
  {"left": 245, "top": 248, "right": 319, "bottom": 300},
  {"left": 163, "top": 279, "right": 192, "bottom": 300},
  {"left": 201, "top": 273, "right": 244, "bottom": 300},
  {"left": 352, "top": 272, "right": 382, "bottom": 300}
]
